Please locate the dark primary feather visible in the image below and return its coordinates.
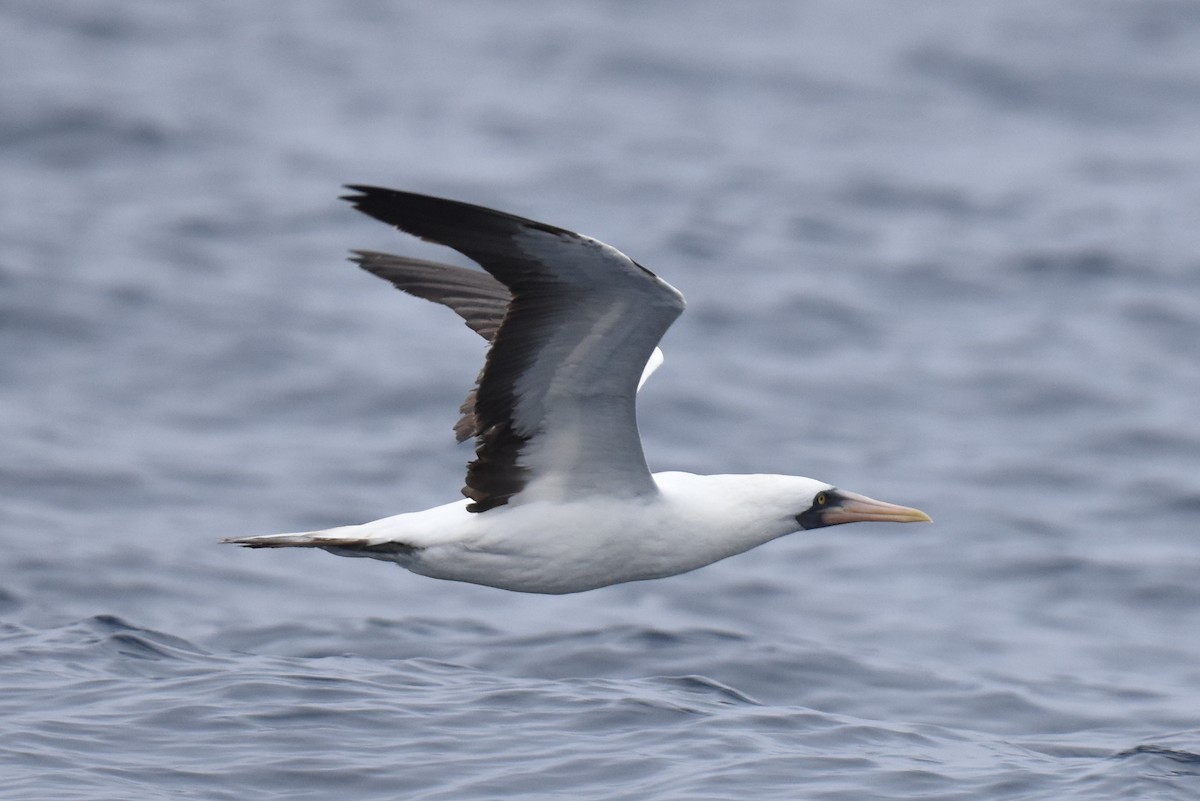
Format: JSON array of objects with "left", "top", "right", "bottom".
[
  {"left": 351, "top": 251, "right": 510, "bottom": 341},
  {"left": 342, "top": 186, "right": 685, "bottom": 513}
]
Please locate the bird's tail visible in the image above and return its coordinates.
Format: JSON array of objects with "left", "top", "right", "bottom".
[
  {"left": 222, "top": 531, "right": 343, "bottom": 549},
  {"left": 222, "top": 529, "right": 416, "bottom": 556}
]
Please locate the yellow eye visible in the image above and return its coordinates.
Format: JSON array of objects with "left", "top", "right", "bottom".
[{"left": 815, "top": 493, "right": 827, "bottom": 506}]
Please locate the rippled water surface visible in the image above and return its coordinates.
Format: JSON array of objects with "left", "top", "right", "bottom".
[{"left": 3, "top": 2, "right": 1200, "bottom": 798}]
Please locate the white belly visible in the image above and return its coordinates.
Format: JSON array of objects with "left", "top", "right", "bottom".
[{"left": 398, "top": 497, "right": 688, "bottom": 593}]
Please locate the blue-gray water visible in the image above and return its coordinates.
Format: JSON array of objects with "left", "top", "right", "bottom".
[{"left": 3, "top": 2, "right": 1199, "bottom": 798}]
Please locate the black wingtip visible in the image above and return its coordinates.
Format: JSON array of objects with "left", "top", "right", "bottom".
[
  {"left": 337, "top": 184, "right": 569, "bottom": 243},
  {"left": 339, "top": 184, "right": 379, "bottom": 206},
  {"left": 339, "top": 185, "right": 449, "bottom": 233}
]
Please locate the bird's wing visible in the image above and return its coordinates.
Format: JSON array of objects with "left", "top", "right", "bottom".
[
  {"left": 343, "top": 187, "right": 686, "bottom": 512},
  {"left": 352, "top": 250, "right": 667, "bottom": 442}
]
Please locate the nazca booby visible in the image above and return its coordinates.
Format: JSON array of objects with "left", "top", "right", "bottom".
[{"left": 224, "top": 187, "right": 930, "bottom": 593}]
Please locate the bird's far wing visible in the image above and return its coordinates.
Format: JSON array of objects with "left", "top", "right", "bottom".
[
  {"left": 352, "top": 251, "right": 507, "bottom": 442},
  {"left": 351, "top": 251, "right": 510, "bottom": 341},
  {"left": 343, "top": 186, "right": 686, "bottom": 512}
]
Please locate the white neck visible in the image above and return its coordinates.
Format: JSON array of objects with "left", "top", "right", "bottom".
[{"left": 646, "top": 471, "right": 830, "bottom": 573}]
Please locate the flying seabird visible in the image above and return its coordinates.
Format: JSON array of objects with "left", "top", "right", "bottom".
[{"left": 223, "top": 187, "right": 930, "bottom": 593}]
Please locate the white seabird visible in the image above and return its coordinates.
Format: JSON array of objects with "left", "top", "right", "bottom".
[{"left": 223, "top": 187, "right": 930, "bottom": 593}]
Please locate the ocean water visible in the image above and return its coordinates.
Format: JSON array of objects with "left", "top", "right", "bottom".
[{"left": 3, "top": 1, "right": 1199, "bottom": 798}]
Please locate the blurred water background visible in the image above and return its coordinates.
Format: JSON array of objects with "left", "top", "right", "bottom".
[{"left": 2, "top": 1, "right": 1200, "bottom": 798}]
